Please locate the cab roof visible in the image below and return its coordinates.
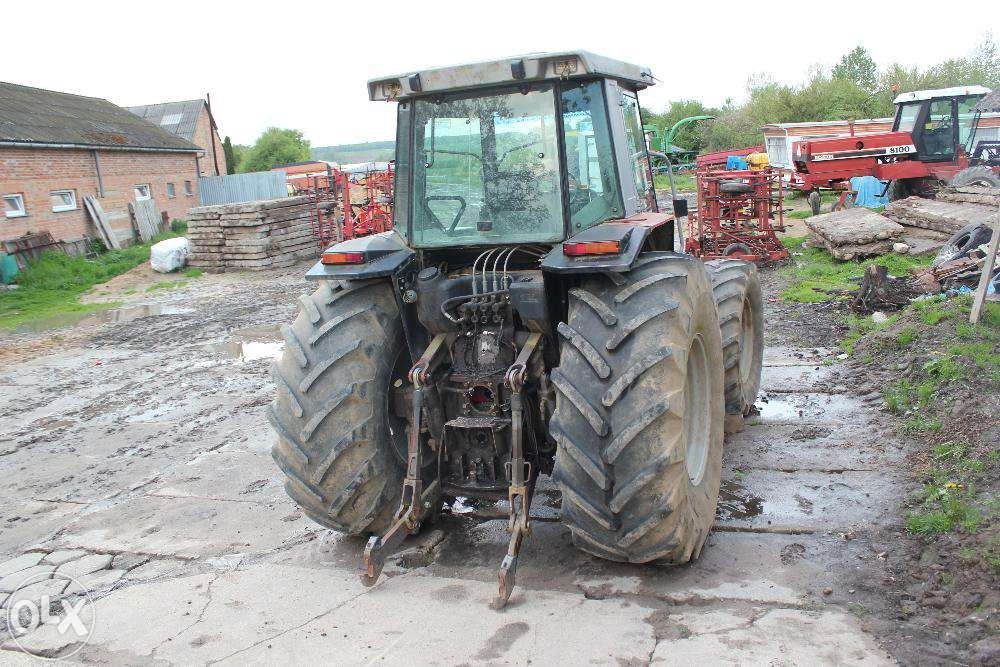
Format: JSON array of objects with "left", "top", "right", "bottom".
[
  {"left": 368, "top": 51, "right": 654, "bottom": 101},
  {"left": 892, "top": 85, "right": 991, "bottom": 105}
]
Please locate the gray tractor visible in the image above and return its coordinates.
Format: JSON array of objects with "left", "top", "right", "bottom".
[{"left": 269, "top": 52, "right": 764, "bottom": 608}]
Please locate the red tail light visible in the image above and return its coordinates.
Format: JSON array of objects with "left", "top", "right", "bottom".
[
  {"left": 562, "top": 240, "right": 622, "bottom": 257},
  {"left": 321, "top": 251, "right": 365, "bottom": 265}
]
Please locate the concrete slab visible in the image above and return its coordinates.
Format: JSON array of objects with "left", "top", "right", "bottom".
[
  {"left": 725, "top": 422, "right": 906, "bottom": 472},
  {"left": 763, "top": 347, "right": 837, "bottom": 367},
  {"left": 41, "top": 494, "right": 315, "bottom": 560},
  {"left": 761, "top": 364, "right": 836, "bottom": 393},
  {"left": 651, "top": 607, "right": 894, "bottom": 665},
  {"left": 756, "top": 391, "right": 868, "bottom": 425},
  {"left": 716, "top": 469, "right": 895, "bottom": 533}
]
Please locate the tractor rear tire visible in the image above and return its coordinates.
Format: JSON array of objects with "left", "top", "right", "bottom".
[
  {"left": 550, "top": 253, "right": 725, "bottom": 563},
  {"left": 706, "top": 259, "right": 764, "bottom": 418},
  {"left": 950, "top": 166, "right": 1000, "bottom": 188},
  {"left": 269, "top": 280, "right": 406, "bottom": 535}
]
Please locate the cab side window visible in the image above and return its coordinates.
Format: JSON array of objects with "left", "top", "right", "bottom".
[
  {"left": 921, "top": 99, "right": 955, "bottom": 159},
  {"left": 560, "top": 81, "right": 623, "bottom": 230},
  {"left": 620, "top": 91, "right": 655, "bottom": 213}
]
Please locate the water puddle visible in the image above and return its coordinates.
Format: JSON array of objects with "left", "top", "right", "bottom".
[
  {"left": 15, "top": 303, "right": 194, "bottom": 333},
  {"left": 716, "top": 479, "right": 765, "bottom": 521},
  {"left": 756, "top": 395, "right": 806, "bottom": 421},
  {"left": 202, "top": 325, "right": 284, "bottom": 362},
  {"left": 203, "top": 340, "right": 284, "bottom": 362},
  {"left": 755, "top": 392, "right": 859, "bottom": 423}
]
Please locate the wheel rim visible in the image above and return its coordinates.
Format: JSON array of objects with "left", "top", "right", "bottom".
[
  {"left": 684, "top": 334, "right": 711, "bottom": 485},
  {"left": 738, "top": 297, "right": 756, "bottom": 388}
]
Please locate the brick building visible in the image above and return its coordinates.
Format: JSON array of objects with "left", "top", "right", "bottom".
[
  {"left": 127, "top": 98, "right": 227, "bottom": 177},
  {"left": 0, "top": 82, "right": 202, "bottom": 245}
]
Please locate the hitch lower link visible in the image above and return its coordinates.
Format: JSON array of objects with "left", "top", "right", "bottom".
[
  {"left": 360, "top": 332, "right": 543, "bottom": 612},
  {"left": 360, "top": 334, "right": 447, "bottom": 587},
  {"left": 491, "top": 332, "right": 542, "bottom": 610}
]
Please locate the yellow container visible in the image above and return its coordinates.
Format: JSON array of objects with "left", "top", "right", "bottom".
[{"left": 746, "top": 152, "right": 769, "bottom": 170}]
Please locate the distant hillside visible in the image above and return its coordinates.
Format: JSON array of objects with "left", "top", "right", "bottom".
[{"left": 312, "top": 141, "right": 394, "bottom": 164}]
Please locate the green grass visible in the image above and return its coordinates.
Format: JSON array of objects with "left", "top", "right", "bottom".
[
  {"left": 896, "top": 326, "right": 917, "bottom": 347},
  {"left": 0, "top": 230, "right": 185, "bottom": 330},
  {"left": 841, "top": 312, "right": 899, "bottom": 354},
  {"left": 786, "top": 210, "right": 812, "bottom": 220},
  {"left": 183, "top": 267, "right": 204, "bottom": 278},
  {"left": 653, "top": 172, "right": 696, "bottom": 193},
  {"left": 145, "top": 280, "right": 188, "bottom": 293},
  {"left": 906, "top": 442, "right": 991, "bottom": 535},
  {"left": 780, "top": 235, "right": 933, "bottom": 303}
]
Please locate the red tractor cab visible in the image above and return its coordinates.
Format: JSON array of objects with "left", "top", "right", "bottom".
[{"left": 790, "top": 86, "right": 1000, "bottom": 214}]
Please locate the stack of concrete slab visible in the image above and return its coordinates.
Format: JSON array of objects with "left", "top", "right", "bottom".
[
  {"left": 805, "top": 207, "right": 905, "bottom": 260},
  {"left": 884, "top": 188, "right": 999, "bottom": 235},
  {"left": 186, "top": 197, "right": 317, "bottom": 271}
]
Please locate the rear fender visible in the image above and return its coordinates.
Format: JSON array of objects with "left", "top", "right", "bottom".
[
  {"left": 541, "top": 213, "right": 674, "bottom": 274},
  {"left": 305, "top": 231, "right": 414, "bottom": 281}
]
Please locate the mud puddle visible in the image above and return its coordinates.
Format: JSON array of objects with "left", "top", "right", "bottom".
[
  {"left": 202, "top": 325, "right": 284, "bottom": 361},
  {"left": 15, "top": 303, "right": 195, "bottom": 333},
  {"left": 756, "top": 391, "right": 859, "bottom": 422},
  {"left": 716, "top": 479, "right": 765, "bottom": 520}
]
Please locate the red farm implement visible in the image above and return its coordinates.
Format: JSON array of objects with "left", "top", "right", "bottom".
[
  {"left": 342, "top": 165, "right": 394, "bottom": 240},
  {"left": 305, "top": 165, "right": 395, "bottom": 249},
  {"left": 685, "top": 164, "right": 788, "bottom": 262}
]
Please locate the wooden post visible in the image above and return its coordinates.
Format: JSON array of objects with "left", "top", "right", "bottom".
[{"left": 970, "top": 204, "right": 999, "bottom": 325}]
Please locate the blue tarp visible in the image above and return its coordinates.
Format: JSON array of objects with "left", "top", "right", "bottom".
[
  {"left": 849, "top": 176, "right": 890, "bottom": 208},
  {"left": 725, "top": 156, "right": 748, "bottom": 170}
]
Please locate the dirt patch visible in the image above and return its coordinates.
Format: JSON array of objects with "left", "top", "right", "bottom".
[
  {"left": 830, "top": 299, "right": 999, "bottom": 666},
  {"left": 757, "top": 264, "right": 846, "bottom": 347}
]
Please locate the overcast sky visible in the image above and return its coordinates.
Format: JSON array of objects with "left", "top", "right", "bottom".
[{"left": 5, "top": 2, "right": 996, "bottom": 147}]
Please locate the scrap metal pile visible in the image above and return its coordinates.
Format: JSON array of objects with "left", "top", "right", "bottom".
[{"left": 685, "top": 152, "right": 788, "bottom": 262}]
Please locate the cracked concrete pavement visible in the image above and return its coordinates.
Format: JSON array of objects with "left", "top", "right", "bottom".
[{"left": 0, "top": 266, "right": 901, "bottom": 664}]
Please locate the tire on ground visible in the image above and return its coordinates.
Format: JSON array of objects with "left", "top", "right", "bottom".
[
  {"left": 807, "top": 191, "right": 821, "bottom": 216},
  {"left": 270, "top": 280, "right": 405, "bottom": 535},
  {"left": 705, "top": 259, "right": 764, "bottom": 417},
  {"left": 949, "top": 166, "right": 1000, "bottom": 188},
  {"left": 932, "top": 222, "right": 994, "bottom": 267},
  {"left": 550, "top": 253, "right": 725, "bottom": 563}
]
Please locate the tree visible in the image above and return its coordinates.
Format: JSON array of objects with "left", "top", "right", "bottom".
[
  {"left": 238, "top": 128, "right": 311, "bottom": 173},
  {"left": 833, "top": 46, "right": 878, "bottom": 90},
  {"left": 643, "top": 99, "right": 718, "bottom": 153},
  {"left": 222, "top": 136, "right": 235, "bottom": 175}
]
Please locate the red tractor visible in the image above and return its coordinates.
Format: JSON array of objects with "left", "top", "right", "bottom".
[{"left": 790, "top": 86, "right": 1000, "bottom": 214}]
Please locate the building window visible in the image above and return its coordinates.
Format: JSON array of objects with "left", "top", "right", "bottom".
[
  {"left": 50, "top": 189, "right": 78, "bottom": 212},
  {"left": 166, "top": 182, "right": 176, "bottom": 198},
  {"left": 184, "top": 180, "right": 193, "bottom": 196},
  {"left": 160, "top": 113, "right": 183, "bottom": 126},
  {"left": 134, "top": 184, "right": 152, "bottom": 201},
  {"left": 3, "top": 194, "right": 26, "bottom": 218}
]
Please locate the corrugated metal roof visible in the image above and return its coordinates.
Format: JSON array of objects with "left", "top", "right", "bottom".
[
  {"left": 126, "top": 99, "right": 205, "bottom": 142},
  {"left": 0, "top": 81, "right": 200, "bottom": 152}
]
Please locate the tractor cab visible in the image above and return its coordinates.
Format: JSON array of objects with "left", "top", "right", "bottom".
[
  {"left": 366, "top": 52, "right": 661, "bottom": 251},
  {"left": 891, "top": 86, "right": 992, "bottom": 163}
]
